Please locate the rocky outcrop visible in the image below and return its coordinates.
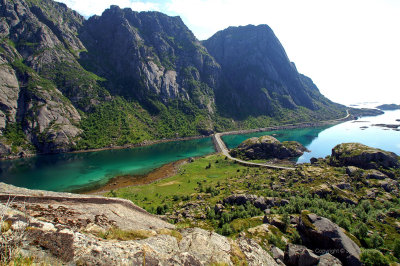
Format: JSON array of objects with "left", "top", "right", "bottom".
[
  {"left": 331, "top": 143, "right": 400, "bottom": 170},
  {"left": 298, "top": 211, "right": 361, "bottom": 266},
  {"left": 230, "top": 135, "right": 308, "bottom": 160},
  {"left": 0, "top": 183, "right": 278, "bottom": 265},
  {"left": 222, "top": 194, "right": 289, "bottom": 211},
  {"left": 318, "top": 253, "right": 342, "bottom": 266}
]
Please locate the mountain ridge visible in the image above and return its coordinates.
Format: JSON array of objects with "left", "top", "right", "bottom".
[{"left": 0, "top": 0, "right": 346, "bottom": 158}]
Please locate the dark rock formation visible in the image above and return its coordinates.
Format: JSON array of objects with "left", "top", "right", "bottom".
[
  {"left": 284, "top": 244, "right": 320, "bottom": 266},
  {"left": 298, "top": 211, "right": 361, "bottom": 266},
  {"left": 363, "top": 169, "right": 387, "bottom": 180},
  {"left": 230, "top": 135, "right": 308, "bottom": 160},
  {"left": 331, "top": 143, "right": 400, "bottom": 170}
]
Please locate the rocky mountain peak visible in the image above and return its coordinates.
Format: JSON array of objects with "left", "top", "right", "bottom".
[{"left": 203, "top": 24, "right": 333, "bottom": 118}]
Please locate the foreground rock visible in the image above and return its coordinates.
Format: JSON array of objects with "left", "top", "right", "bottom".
[
  {"left": 230, "top": 135, "right": 308, "bottom": 160},
  {"left": 330, "top": 143, "right": 400, "bottom": 170},
  {"left": 0, "top": 183, "right": 277, "bottom": 265},
  {"left": 298, "top": 211, "right": 361, "bottom": 266}
]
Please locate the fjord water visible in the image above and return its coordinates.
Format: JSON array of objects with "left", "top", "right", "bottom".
[
  {"left": 223, "top": 110, "right": 400, "bottom": 163},
  {"left": 1, "top": 110, "right": 399, "bottom": 192},
  {"left": 0, "top": 138, "right": 215, "bottom": 192}
]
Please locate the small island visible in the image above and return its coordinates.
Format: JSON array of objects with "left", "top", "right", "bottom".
[
  {"left": 229, "top": 135, "right": 308, "bottom": 160},
  {"left": 376, "top": 104, "right": 400, "bottom": 110}
]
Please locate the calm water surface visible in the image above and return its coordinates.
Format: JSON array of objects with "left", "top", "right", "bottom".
[
  {"left": 223, "top": 110, "right": 400, "bottom": 163},
  {"left": 1, "top": 110, "right": 399, "bottom": 192},
  {"left": 0, "top": 138, "right": 215, "bottom": 192}
]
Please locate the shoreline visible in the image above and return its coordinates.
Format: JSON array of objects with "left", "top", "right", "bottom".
[
  {"left": 0, "top": 135, "right": 209, "bottom": 161},
  {"left": 82, "top": 114, "right": 353, "bottom": 194},
  {"left": 81, "top": 158, "right": 189, "bottom": 195},
  {"left": 0, "top": 113, "right": 351, "bottom": 161}
]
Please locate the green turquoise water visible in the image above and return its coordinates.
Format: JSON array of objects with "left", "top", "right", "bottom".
[
  {"left": 1, "top": 110, "right": 399, "bottom": 192},
  {"left": 0, "top": 138, "right": 214, "bottom": 192},
  {"left": 223, "top": 110, "right": 400, "bottom": 163}
]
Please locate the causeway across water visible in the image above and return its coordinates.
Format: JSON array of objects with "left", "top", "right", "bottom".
[{"left": 212, "top": 110, "right": 350, "bottom": 170}]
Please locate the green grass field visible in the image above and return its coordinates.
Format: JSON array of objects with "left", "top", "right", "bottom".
[{"left": 109, "top": 154, "right": 248, "bottom": 212}]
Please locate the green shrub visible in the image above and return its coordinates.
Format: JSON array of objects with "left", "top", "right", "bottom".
[
  {"left": 360, "top": 249, "right": 389, "bottom": 266},
  {"left": 220, "top": 223, "right": 233, "bottom": 236},
  {"left": 370, "top": 233, "right": 384, "bottom": 248},
  {"left": 353, "top": 222, "right": 368, "bottom": 240}
]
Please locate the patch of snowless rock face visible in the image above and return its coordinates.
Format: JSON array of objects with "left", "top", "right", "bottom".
[
  {"left": 298, "top": 212, "right": 361, "bottom": 266},
  {"left": 0, "top": 183, "right": 277, "bottom": 265}
]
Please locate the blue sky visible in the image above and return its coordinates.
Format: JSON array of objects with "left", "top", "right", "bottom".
[{"left": 58, "top": 0, "right": 400, "bottom": 106}]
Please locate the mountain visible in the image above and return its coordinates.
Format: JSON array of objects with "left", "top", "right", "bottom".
[
  {"left": 203, "top": 25, "right": 343, "bottom": 119},
  {"left": 0, "top": 0, "right": 346, "bottom": 158}
]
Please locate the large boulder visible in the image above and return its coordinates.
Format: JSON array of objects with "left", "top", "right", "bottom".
[
  {"left": 284, "top": 244, "right": 320, "bottom": 266},
  {"left": 331, "top": 143, "right": 400, "bottom": 170},
  {"left": 318, "top": 253, "right": 342, "bottom": 266},
  {"left": 230, "top": 135, "right": 308, "bottom": 160},
  {"left": 298, "top": 211, "right": 361, "bottom": 266}
]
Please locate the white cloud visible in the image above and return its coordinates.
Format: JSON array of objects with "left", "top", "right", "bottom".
[{"left": 57, "top": 0, "right": 159, "bottom": 17}]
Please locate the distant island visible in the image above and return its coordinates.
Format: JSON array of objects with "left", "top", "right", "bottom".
[{"left": 376, "top": 104, "right": 400, "bottom": 110}]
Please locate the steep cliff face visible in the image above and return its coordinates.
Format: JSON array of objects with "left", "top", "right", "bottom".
[
  {"left": 80, "top": 6, "right": 220, "bottom": 113},
  {"left": 0, "top": 0, "right": 85, "bottom": 155},
  {"left": 203, "top": 25, "right": 341, "bottom": 118}
]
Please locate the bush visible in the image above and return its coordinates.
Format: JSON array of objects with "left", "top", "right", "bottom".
[
  {"left": 353, "top": 222, "right": 368, "bottom": 240},
  {"left": 370, "top": 233, "right": 384, "bottom": 248},
  {"left": 220, "top": 224, "right": 233, "bottom": 236},
  {"left": 360, "top": 249, "right": 389, "bottom": 266}
]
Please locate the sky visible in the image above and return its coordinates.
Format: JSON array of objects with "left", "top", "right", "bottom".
[{"left": 58, "top": 0, "right": 400, "bottom": 106}]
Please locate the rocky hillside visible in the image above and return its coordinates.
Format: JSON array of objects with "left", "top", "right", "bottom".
[
  {"left": 0, "top": 183, "right": 278, "bottom": 265},
  {"left": 0, "top": 0, "right": 347, "bottom": 158},
  {"left": 110, "top": 143, "right": 399, "bottom": 265}
]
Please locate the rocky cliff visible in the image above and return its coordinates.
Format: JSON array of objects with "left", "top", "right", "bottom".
[
  {"left": 203, "top": 25, "right": 344, "bottom": 119},
  {"left": 0, "top": 0, "right": 346, "bottom": 158}
]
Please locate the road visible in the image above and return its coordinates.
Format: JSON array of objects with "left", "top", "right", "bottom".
[
  {"left": 213, "top": 132, "right": 296, "bottom": 170},
  {"left": 212, "top": 109, "right": 350, "bottom": 171}
]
